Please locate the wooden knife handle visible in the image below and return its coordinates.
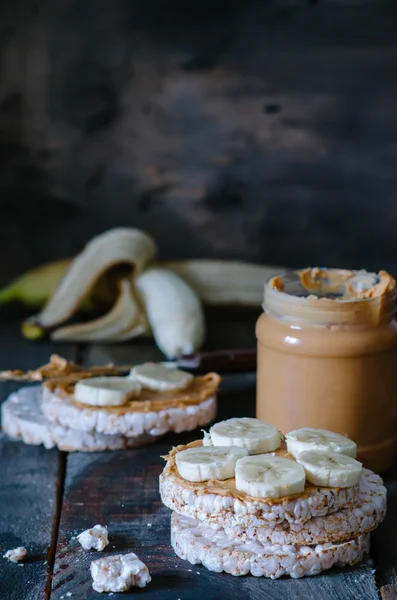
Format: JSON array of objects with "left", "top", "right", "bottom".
[{"left": 178, "top": 349, "right": 257, "bottom": 373}]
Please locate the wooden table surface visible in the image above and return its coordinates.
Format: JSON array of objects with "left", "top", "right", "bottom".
[{"left": 0, "top": 310, "right": 396, "bottom": 600}]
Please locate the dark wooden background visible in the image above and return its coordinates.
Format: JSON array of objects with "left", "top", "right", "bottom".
[{"left": 1, "top": 0, "right": 397, "bottom": 283}]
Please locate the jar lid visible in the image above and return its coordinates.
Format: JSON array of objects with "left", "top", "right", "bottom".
[{"left": 264, "top": 267, "right": 396, "bottom": 326}]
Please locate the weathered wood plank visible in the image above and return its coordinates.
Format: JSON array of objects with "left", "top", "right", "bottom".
[
  {"left": 371, "top": 461, "right": 397, "bottom": 590},
  {"left": 0, "top": 317, "right": 78, "bottom": 600},
  {"left": 52, "top": 338, "right": 378, "bottom": 599},
  {"left": 0, "top": 439, "right": 62, "bottom": 600}
]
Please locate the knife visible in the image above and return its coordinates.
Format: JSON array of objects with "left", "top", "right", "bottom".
[
  {"left": 0, "top": 349, "right": 257, "bottom": 382},
  {"left": 162, "top": 348, "right": 257, "bottom": 374}
]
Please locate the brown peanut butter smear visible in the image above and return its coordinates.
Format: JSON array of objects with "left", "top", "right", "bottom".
[
  {"left": 271, "top": 268, "right": 395, "bottom": 302},
  {"left": 51, "top": 373, "right": 220, "bottom": 414},
  {"left": 257, "top": 267, "right": 397, "bottom": 473},
  {"left": 0, "top": 355, "right": 221, "bottom": 414},
  {"left": 0, "top": 354, "right": 127, "bottom": 382},
  {"left": 162, "top": 440, "right": 336, "bottom": 505},
  {"left": 266, "top": 268, "right": 396, "bottom": 327}
]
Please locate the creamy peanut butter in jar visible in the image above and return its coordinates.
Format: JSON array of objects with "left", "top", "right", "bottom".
[{"left": 256, "top": 267, "right": 397, "bottom": 473}]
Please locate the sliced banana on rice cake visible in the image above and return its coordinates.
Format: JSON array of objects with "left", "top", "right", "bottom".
[
  {"left": 0, "top": 356, "right": 221, "bottom": 449},
  {"left": 160, "top": 439, "right": 361, "bottom": 526},
  {"left": 161, "top": 419, "right": 385, "bottom": 578}
]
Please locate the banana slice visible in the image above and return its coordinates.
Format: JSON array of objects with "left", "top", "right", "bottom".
[
  {"left": 129, "top": 363, "right": 193, "bottom": 391},
  {"left": 175, "top": 446, "right": 248, "bottom": 482},
  {"left": 285, "top": 428, "right": 357, "bottom": 458},
  {"left": 295, "top": 450, "right": 362, "bottom": 488},
  {"left": 202, "top": 417, "right": 281, "bottom": 454},
  {"left": 74, "top": 377, "right": 142, "bottom": 407},
  {"left": 235, "top": 455, "right": 306, "bottom": 499}
]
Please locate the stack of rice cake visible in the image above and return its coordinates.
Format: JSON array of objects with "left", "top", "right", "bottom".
[{"left": 160, "top": 420, "right": 386, "bottom": 579}]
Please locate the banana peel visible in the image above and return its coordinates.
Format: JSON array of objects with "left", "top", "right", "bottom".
[
  {"left": 21, "top": 320, "right": 47, "bottom": 340},
  {"left": 20, "top": 228, "right": 156, "bottom": 341},
  {"left": 158, "top": 260, "right": 282, "bottom": 306},
  {"left": 0, "top": 259, "right": 116, "bottom": 312},
  {"left": 0, "top": 259, "right": 72, "bottom": 309},
  {"left": 51, "top": 279, "right": 149, "bottom": 342},
  {"left": 33, "top": 228, "right": 156, "bottom": 329}
]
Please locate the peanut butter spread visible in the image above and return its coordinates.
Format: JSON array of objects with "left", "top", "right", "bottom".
[
  {"left": 0, "top": 355, "right": 221, "bottom": 414},
  {"left": 162, "top": 440, "right": 329, "bottom": 505},
  {"left": 265, "top": 268, "right": 396, "bottom": 327},
  {"left": 0, "top": 354, "right": 126, "bottom": 382},
  {"left": 270, "top": 268, "right": 395, "bottom": 302}
]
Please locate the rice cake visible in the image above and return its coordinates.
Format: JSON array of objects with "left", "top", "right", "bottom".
[
  {"left": 42, "top": 385, "right": 217, "bottom": 437},
  {"left": 1, "top": 386, "right": 159, "bottom": 452},
  {"left": 210, "top": 470, "right": 386, "bottom": 545},
  {"left": 171, "top": 512, "right": 370, "bottom": 579}
]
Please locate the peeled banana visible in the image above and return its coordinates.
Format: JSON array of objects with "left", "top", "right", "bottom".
[
  {"left": 135, "top": 267, "right": 205, "bottom": 359},
  {"left": 3, "top": 256, "right": 282, "bottom": 313},
  {"left": 0, "top": 226, "right": 282, "bottom": 355}
]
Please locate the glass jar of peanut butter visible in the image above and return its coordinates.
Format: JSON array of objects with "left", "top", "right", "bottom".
[{"left": 256, "top": 267, "right": 397, "bottom": 473}]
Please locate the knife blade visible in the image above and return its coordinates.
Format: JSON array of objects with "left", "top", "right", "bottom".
[{"left": 161, "top": 348, "right": 257, "bottom": 373}]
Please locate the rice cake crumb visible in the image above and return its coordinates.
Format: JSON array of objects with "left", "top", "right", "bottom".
[
  {"left": 77, "top": 525, "right": 109, "bottom": 551},
  {"left": 90, "top": 552, "right": 151, "bottom": 593},
  {"left": 4, "top": 547, "right": 27, "bottom": 563}
]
